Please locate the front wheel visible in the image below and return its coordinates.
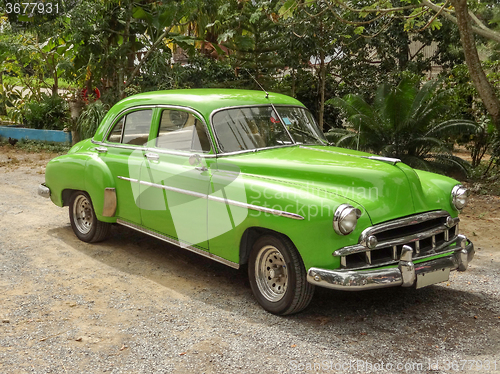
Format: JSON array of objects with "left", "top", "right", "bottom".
[
  {"left": 69, "top": 191, "right": 111, "bottom": 243},
  {"left": 248, "top": 234, "right": 314, "bottom": 315}
]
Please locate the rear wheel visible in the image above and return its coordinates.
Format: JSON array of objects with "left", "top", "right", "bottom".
[
  {"left": 248, "top": 234, "right": 314, "bottom": 315},
  {"left": 69, "top": 191, "right": 110, "bottom": 243}
]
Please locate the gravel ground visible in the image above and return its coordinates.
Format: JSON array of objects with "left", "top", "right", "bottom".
[{"left": 0, "top": 147, "right": 499, "bottom": 374}]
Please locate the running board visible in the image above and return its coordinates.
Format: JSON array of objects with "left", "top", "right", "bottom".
[{"left": 116, "top": 219, "right": 240, "bottom": 269}]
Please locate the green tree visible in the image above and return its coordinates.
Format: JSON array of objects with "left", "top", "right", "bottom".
[
  {"left": 326, "top": 77, "right": 477, "bottom": 174},
  {"left": 216, "top": 0, "right": 286, "bottom": 90},
  {"left": 282, "top": 0, "right": 500, "bottom": 130}
]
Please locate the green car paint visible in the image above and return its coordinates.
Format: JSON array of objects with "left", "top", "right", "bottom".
[{"left": 41, "top": 89, "right": 473, "bottom": 314}]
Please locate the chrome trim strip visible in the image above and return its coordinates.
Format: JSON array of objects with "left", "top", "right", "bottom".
[
  {"left": 211, "top": 144, "right": 298, "bottom": 157},
  {"left": 91, "top": 140, "right": 218, "bottom": 158},
  {"left": 117, "top": 176, "right": 305, "bottom": 220},
  {"left": 117, "top": 219, "right": 240, "bottom": 269},
  {"left": 298, "top": 146, "right": 389, "bottom": 160},
  {"left": 308, "top": 240, "right": 474, "bottom": 291},
  {"left": 358, "top": 210, "right": 457, "bottom": 246},
  {"left": 298, "top": 147, "right": 400, "bottom": 163},
  {"left": 362, "top": 156, "right": 401, "bottom": 164},
  {"left": 102, "top": 188, "right": 117, "bottom": 217},
  {"left": 335, "top": 222, "right": 458, "bottom": 257},
  {"left": 340, "top": 242, "right": 460, "bottom": 271},
  {"left": 91, "top": 141, "right": 147, "bottom": 152}
]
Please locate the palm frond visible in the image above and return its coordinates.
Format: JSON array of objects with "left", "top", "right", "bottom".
[{"left": 426, "top": 120, "right": 477, "bottom": 137}]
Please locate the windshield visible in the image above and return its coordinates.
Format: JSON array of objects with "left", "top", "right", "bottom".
[{"left": 212, "top": 106, "right": 326, "bottom": 153}]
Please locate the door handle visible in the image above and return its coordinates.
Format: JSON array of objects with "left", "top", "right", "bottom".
[
  {"left": 145, "top": 152, "right": 159, "bottom": 162},
  {"left": 95, "top": 147, "right": 108, "bottom": 154},
  {"left": 195, "top": 166, "right": 208, "bottom": 172}
]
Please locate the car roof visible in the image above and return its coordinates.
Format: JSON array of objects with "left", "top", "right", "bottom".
[
  {"left": 92, "top": 89, "right": 305, "bottom": 142},
  {"left": 111, "top": 88, "right": 304, "bottom": 115}
]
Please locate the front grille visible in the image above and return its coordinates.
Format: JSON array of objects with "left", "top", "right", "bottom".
[{"left": 336, "top": 211, "right": 459, "bottom": 270}]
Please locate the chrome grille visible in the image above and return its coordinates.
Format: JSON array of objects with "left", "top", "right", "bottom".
[{"left": 335, "top": 211, "right": 459, "bottom": 270}]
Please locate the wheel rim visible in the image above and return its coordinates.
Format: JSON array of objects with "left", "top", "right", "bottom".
[
  {"left": 73, "top": 194, "right": 93, "bottom": 234},
  {"left": 255, "top": 245, "right": 288, "bottom": 302}
]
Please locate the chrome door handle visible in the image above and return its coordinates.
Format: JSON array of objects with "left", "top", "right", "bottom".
[
  {"left": 95, "top": 147, "right": 108, "bottom": 154},
  {"left": 195, "top": 166, "right": 208, "bottom": 172},
  {"left": 145, "top": 152, "right": 159, "bottom": 162}
]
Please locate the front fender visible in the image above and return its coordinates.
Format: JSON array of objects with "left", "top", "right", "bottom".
[
  {"left": 243, "top": 178, "right": 371, "bottom": 271},
  {"left": 208, "top": 172, "right": 371, "bottom": 270}
]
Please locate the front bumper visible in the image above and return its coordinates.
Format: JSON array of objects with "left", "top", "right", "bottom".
[
  {"left": 307, "top": 235, "right": 474, "bottom": 291},
  {"left": 37, "top": 183, "right": 51, "bottom": 198}
]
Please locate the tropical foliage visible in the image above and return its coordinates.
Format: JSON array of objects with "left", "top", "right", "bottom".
[
  {"left": 77, "top": 100, "right": 109, "bottom": 140},
  {"left": 326, "top": 78, "right": 477, "bottom": 175},
  {"left": 23, "top": 94, "right": 69, "bottom": 130},
  {"left": 1, "top": 0, "right": 500, "bottom": 186}
]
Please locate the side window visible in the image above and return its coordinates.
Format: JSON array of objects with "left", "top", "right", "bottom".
[
  {"left": 107, "top": 109, "right": 153, "bottom": 146},
  {"left": 155, "top": 110, "right": 211, "bottom": 152},
  {"left": 108, "top": 116, "right": 124, "bottom": 143}
]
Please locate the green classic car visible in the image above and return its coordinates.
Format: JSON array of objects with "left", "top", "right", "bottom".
[{"left": 38, "top": 89, "right": 474, "bottom": 315}]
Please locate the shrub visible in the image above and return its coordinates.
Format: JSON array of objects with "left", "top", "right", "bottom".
[
  {"left": 77, "top": 100, "right": 109, "bottom": 140},
  {"left": 327, "top": 77, "right": 477, "bottom": 176},
  {"left": 23, "top": 94, "right": 69, "bottom": 130}
]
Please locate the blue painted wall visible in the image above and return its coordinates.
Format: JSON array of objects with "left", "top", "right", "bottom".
[{"left": 0, "top": 126, "right": 72, "bottom": 143}]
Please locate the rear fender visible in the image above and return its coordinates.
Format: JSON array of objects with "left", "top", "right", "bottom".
[{"left": 45, "top": 153, "right": 117, "bottom": 223}]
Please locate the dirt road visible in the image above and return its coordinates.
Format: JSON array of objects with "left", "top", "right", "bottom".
[{"left": 1, "top": 146, "right": 500, "bottom": 373}]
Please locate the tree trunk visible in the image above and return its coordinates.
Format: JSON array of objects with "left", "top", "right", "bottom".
[
  {"left": 0, "top": 71, "right": 6, "bottom": 116},
  {"left": 52, "top": 55, "right": 58, "bottom": 98},
  {"left": 452, "top": 0, "right": 500, "bottom": 129},
  {"left": 69, "top": 99, "right": 85, "bottom": 145},
  {"left": 318, "top": 49, "right": 326, "bottom": 131}
]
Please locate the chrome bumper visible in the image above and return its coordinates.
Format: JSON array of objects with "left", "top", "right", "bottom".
[
  {"left": 37, "top": 183, "right": 51, "bottom": 198},
  {"left": 307, "top": 235, "right": 474, "bottom": 291}
]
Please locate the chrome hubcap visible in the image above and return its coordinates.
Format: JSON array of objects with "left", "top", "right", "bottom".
[
  {"left": 255, "top": 245, "right": 288, "bottom": 302},
  {"left": 73, "top": 195, "right": 93, "bottom": 234}
]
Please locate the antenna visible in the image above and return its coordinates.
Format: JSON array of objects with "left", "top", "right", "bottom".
[
  {"left": 244, "top": 68, "right": 269, "bottom": 99},
  {"left": 356, "top": 124, "right": 361, "bottom": 151}
]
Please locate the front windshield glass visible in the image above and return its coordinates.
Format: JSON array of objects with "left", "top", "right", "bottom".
[{"left": 212, "top": 106, "right": 326, "bottom": 153}]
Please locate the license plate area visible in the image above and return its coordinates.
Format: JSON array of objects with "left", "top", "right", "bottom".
[{"left": 416, "top": 267, "right": 450, "bottom": 289}]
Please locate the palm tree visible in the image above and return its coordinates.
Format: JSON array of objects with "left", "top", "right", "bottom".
[{"left": 326, "top": 77, "right": 477, "bottom": 175}]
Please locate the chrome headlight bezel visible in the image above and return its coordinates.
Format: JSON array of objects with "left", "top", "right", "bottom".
[
  {"left": 333, "top": 204, "right": 362, "bottom": 236},
  {"left": 451, "top": 185, "right": 469, "bottom": 211}
]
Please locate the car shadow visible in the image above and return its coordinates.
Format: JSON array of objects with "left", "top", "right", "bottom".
[{"left": 47, "top": 224, "right": 500, "bottom": 360}]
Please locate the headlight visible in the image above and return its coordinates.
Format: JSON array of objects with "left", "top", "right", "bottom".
[
  {"left": 451, "top": 185, "right": 469, "bottom": 210},
  {"left": 333, "top": 204, "right": 362, "bottom": 235}
]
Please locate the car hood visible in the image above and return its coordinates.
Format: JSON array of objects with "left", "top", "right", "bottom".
[{"left": 216, "top": 145, "right": 455, "bottom": 225}]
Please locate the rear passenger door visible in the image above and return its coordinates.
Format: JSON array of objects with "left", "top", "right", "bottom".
[
  {"left": 98, "top": 108, "right": 153, "bottom": 224},
  {"left": 139, "top": 107, "right": 214, "bottom": 250}
]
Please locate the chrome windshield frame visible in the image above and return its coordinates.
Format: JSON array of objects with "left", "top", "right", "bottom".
[{"left": 209, "top": 104, "right": 327, "bottom": 156}]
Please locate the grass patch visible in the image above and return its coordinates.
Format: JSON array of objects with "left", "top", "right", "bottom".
[
  {"left": 3, "top": 76, "right": 73, "bottom": 90},
  {"left": 0, "top": 136, "right": 70, "bottom": 153}
]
